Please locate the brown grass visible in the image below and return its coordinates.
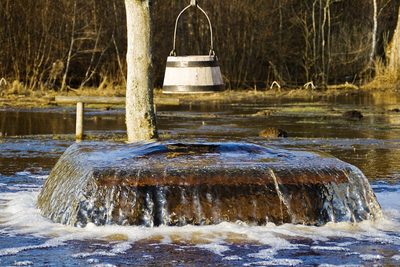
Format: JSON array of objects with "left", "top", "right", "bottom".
[
  {"left": 361, "top": 58, "right": 400, "bottom": 91},
  {"left": 0, "top": 79, "right": 127, "bottom": 108},
  {"left": 0, "top": 78, "right": 399, "bottom": 109}
]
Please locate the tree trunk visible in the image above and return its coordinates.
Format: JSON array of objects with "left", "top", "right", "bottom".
[
  {"left": 386, "top": 4, "right": 400, "bottom": 80},
  {"left": 61, "top": 0, "right": 77, "bottom": 92},
  {"left": 312, "top": 0, "right": 318, "bottom": 77},
  {"left": 124, "top": 0, "right": 158, "bottom": 142},
  {"left": 369, "top": 0, "right": 377, "bottom": 67}
]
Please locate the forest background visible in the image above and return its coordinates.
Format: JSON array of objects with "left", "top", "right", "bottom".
[{"left": 1, "top": 0, "right": 399, "bottom": 95}]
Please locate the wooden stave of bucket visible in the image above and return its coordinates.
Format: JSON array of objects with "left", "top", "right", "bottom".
[{"left": 162, "top": 55, "right": 225, "bottom": 94}]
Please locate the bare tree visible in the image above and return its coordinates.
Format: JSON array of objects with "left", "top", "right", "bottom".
[
  {"left": 369, "top": 0, "right": 378, "bottom": 67},
  {"left": 0, "top": 0, "right": 399, "bottom": 92},
  {"left": 61, "top": 0, "right": 77, "bottom": 91},
  {"left": 386, "top": 3, "right": 400, "bottom": 79}
]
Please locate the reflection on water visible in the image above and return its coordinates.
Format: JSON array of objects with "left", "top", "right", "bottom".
[
  {"left": 0, "top": 108, "right": 125, "bottom": 136},
  {"left": 0, "top": 109, "right": 74, "bottom": 136},
  {"left": 1, "top": 93, "right": 400, "bottom": 266}
]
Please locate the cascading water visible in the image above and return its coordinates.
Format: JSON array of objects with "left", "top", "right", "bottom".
[{"left": 37, "top": 140, "right": 383, "bottom": 227}]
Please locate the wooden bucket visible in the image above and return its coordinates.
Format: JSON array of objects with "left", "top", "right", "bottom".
[
  {"left": 162, "top": 1, "right": 225, "bottom": 94},
  {"left": 162, "top": 55, "right": 225, "bottom": 94}
]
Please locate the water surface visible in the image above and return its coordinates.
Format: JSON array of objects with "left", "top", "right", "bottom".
[{"left": 1, "top": 93, "right": 400, "bottom": 266}]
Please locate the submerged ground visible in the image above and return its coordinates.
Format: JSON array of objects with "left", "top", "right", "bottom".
[{"left": 1, "top": 89, "right": 400, "bottom": 266}]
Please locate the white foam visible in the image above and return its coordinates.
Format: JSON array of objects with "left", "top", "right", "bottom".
[
  {"left": 13, "top": 261, "right": 34, "bottom": 266},
  {"left": 110, "top": 242, "right": 131, "bottom": 254},
  {"left": 223, "top": 255, "right": 242, "bottom": 261},
  {"left": 0, "top": 239, "right": 65, "bottom": 257},
  {"left": 311, "top": 246, "right": 350, "bottom": 252},
  {"left": 7, "top": 184, "right": 40, "bottom": 189},
  {"left": 15, "top": 171, "right": 31, "bottom": 176},
  {"left": 196, "top": 243, "right": 230, "bottom": 256},
  {"left": 248, "top": 249, "right": 276, "bottom": 260},
  {"left": 142, "top": 255, "right": 154, "bottom": 260},
  {"left": 72, "top": 250, "right": 117, "bottom": 259},
  {"left": 359, "top": 254, "right": 384, "bottom": 261},
  {"left": 392, "top": 255, "right": 400, "bottom": 261},
  {"left": 30, "top": 175, "right": 48, "bottom": 180},
  {"left": 87, "top": 258, "right": 100, "bottom": 264},
  {"left": 375, "top": 189, "right": 400, "bottom": 220},
  {"left": 244, "top": 259, "right": 303, "bottom": 266},
  {"left": 1, "top": 190, "right": 400, "bottom": 261}
]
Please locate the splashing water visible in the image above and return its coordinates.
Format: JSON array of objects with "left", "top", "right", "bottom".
[{"left": 1, "top": 185, "right": 400, "bottom": 266}]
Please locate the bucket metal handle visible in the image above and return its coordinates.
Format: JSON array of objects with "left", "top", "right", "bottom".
[{"left": 170, "top": 0, "right": 215, "bottom": 57}]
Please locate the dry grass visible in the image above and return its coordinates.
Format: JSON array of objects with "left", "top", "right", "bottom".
[
  {"left": 0, "top": 80, "right": 30, "bottom": 96},
  {"left": 0, "top": 79, "right": 127, "bottom": 108},
  {"left": 362, "top": 58, "right": 400, "bottom": 91},
  {"left": 0, "top": 77, "right": 399, "bottom": 109},
  {"left": 0, "top": 79, "right": 126, "bottom": 96}
]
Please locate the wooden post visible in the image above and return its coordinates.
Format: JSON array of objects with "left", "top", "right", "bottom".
[{"left": 76, "top": 102, "right": 84, "bottom": 140}]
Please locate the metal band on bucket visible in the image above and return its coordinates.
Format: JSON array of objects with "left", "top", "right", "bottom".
[
  {"left": 166, "top": 60, "right": 220, "bottom": 68},
  {"left": 163, "top": 85, "right": 225, "bottom": 93}
]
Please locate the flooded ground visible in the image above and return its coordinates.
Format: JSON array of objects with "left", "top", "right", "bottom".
[{"left": 1, "top": 92, "right": 400, "bottom": 266}]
